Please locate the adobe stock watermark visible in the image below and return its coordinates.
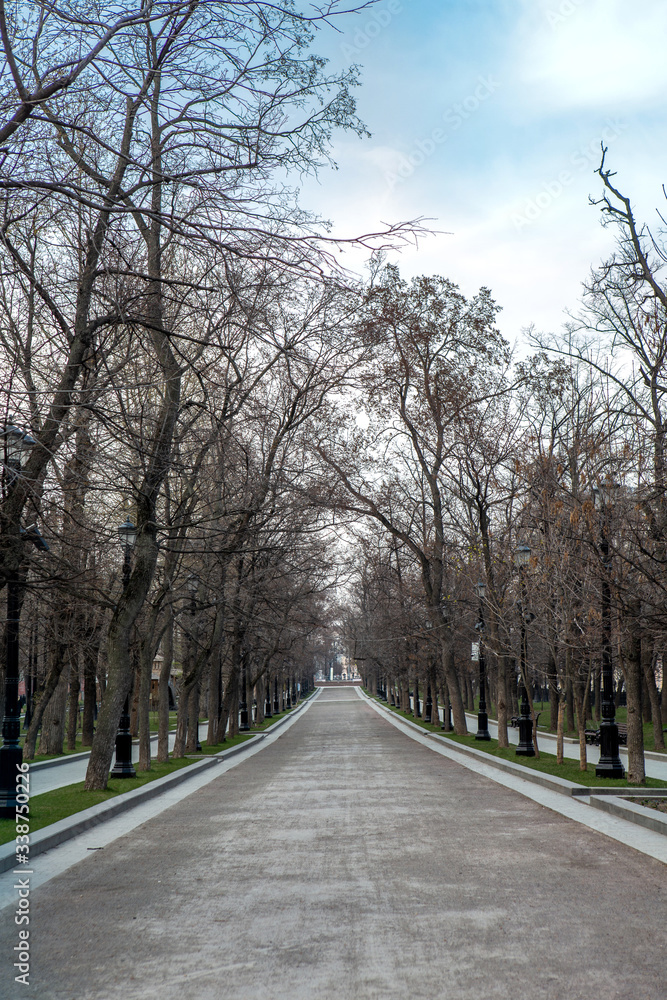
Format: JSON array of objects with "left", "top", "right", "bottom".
[
  {"left": 385, "top": 74, "right": 500, "bottom": 189},
  {"left": 341, "top": 0, "right": 403, "bottom": 60},
  {"left": 512, "top": 119, "right": 627, "bottom": 231},
  {"left": 545, "top": 0, "right": 587, "bottom": 30}
]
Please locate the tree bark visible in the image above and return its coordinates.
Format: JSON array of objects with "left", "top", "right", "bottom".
[
  {"left": 66, "top": 656, "right": 80, "bottom": 751},
  {"left": 624, "top": 607, "right": 645, "bottom": 785},
  {"left": 39, "top": 667, "right": 69, "bottom": 756},
  {"left": 157, "top": 612, "right": 174, "bottom": 762},
  {"left": 81, "top": 634, "right": 100, "bottom": 747},
  {"left": 642, "top": 646, "right": 664, "bottom": 751}
]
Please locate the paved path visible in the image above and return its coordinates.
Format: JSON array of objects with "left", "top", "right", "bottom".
[{"left": 1, "top": 689, "right": 665, "bottom": 1000}]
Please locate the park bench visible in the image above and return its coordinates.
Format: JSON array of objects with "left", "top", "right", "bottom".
[
  {"left": 510, "top": 711, "right": 541, "bottom": 729},
  {"left": 584, "top": 724, "right": 628, "bottom": 746}
]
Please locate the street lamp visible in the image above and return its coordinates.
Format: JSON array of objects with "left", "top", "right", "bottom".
[
  {"left": 475, "top": 580, "right": 491, "bottom": 740},
  {"left": 592, "top": 485, "right": 625, "bottom": 778},
  {"left": 110, "top": 516, "right": 137, "bottom": 778},
  {"left": 239, "top": 650, "right": 250, "bottom": 732},
  {"left": 514, "top": 544, "right": 535, "bottom": 757},
  {"left": 185, "top": 574, "right": 202, "bottom": 751},
  {"left": 0, "top": 419, "right": 37, "bottom": 817},
  {"left": 264, "top": 673, "right": 273, "bottom": 718}
]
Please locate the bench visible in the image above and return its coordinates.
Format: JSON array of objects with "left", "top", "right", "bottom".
[
  {"left": 585, "top": 723, "right": 628, "bottom": 747},
  {"left": 510, "top": 712, "right": 541, "bottom": 729}
]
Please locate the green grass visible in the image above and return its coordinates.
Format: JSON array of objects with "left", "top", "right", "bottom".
[
  {"left": 467, "top": 697, "right": 666, "bottom": 753},
  {"left": 0, "top": 757, "right": 197, "bottom": 845},
  {"left": 368, "top": 694, "right": 667, "bottom": 789}
]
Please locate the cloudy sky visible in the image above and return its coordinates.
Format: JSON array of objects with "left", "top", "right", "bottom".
[{"left": 298, "top": 0, "right": 667, "bottom": 347}]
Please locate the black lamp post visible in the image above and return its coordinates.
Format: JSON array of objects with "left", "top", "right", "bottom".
[
  {"left": 593, "top": 485, "right": 625, "bottom": 778},
  {"left": 514, "top": 544, "right": 535, "bottom": 757},
  {"left": 273, "top": 675, "right": 280, "bottom": 714},
  {"left": 186, "top": 574, "right": 202, "bottom": 751},
  {"left": 110, "top": 517, "right": 137, "bottom": 778},
  {"left": 0, "top": 419, "right": 38, "bottom": 817},
  {"left": 475, "top": 580, "right": 491, "bottom": 740},
  {"left": 264, "top": 673, "right": 273, "bottom": 718},
  {"left": 424, "top": 684, "right": 433, "bottom": 722},
  {"left": 239, "top": 651, "right": 250, "bottom": 732}
]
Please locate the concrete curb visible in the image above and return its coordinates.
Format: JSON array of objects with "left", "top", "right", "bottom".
[
  {"left": 588, "top": 795, "right": 667, "bottom": 836},
  {"left": 30, "top": 751, "right": 92, "bottom": 772},
  {"left": 1, "top": 694, "right": 317, "bottom": 874}
]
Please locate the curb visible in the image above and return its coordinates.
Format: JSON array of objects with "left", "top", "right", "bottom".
[
  {"left": 1, "top": 694, "right": 317, "bottom": 874},
  {"left": 588, "top": 795, "right": 667, "bottom": 836}
]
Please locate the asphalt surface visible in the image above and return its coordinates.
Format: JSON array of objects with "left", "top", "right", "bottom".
[{"left": 1, "top": 688, "right": 665, "bottom": 1000}]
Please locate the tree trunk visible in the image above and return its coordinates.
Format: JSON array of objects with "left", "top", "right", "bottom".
[
  {"left": 185, "top": 679, "right": 200, "bottom": 752},
  {"left": 547, "top": 653, "right": 558, "bottom": 733},
  {"left": 23, "top": 633, "right": 69, "bottom": 761},
  {"left": 496, "top": 654, "right": 509, "bottom": 748},
  {"left": 642, "top": 647, "right": 664, "bottom": 751},
  {"left": 66, "top": 655, "right": 80, "bottom": 751},
  {"left": 81, "top": 635, "right": 99, "bottom": 747},
  {"left": 624, "top": 607, "right": 645, "bottom": 785},
  {"left": 138, "top": 633, "right": 154, "bottom": 771},
  {"left": 39, "top": 667, "right": 69, "bottom": 755},
  {"left": 443, "top": 644, "right": 467, "bottom": 734},
  {"left": 565, "top": 668, "right": 575, "bottom": 733},
  {"left": 157, "top": 613, "right": 174, "bottom": 762},
  {"left": 556, "top": 697, "right": 565, "bottom": 764},
  {"left": 208, "top": 652, "right": 220, "bottom": 745}
]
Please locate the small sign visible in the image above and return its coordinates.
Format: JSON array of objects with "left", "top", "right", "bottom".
[{"left": 471, "top": 642, "right": 480, "bottom": 661}]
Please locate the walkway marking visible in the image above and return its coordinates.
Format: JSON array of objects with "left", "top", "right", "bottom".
[
  {"left": 358, "top": 689, "right": 667, "bottom": 865},
  {"left": 0, "top": 691, "right": 322, "bottom": 910}
]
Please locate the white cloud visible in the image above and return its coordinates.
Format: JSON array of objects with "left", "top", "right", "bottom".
[{"left": 515, "top": 0, "right": 667, "bottom": 112}]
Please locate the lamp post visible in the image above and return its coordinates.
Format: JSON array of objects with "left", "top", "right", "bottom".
[
  {"left": 186, "top": 574, "right": 202, "bottom": 751},
  {"left": 110, "top": 517, "right": 137, "bottom": 778},
  {"left": 264, "top": 673, "right": 273, "bottom": 718},
  {"left": 475, "top": 580, "right": 491, "bottom": 740},
  {"left": 273, "top": 675, "right": 280, "bottom": 714},
  {"left": 0, "top": 419, "right": 38, "bottom": 817},
  {"left": 239, "top": 651, "right": 250, "bottom": 732},
  {"left": 593, "top": 485, "right": 625, "bottom": 778},
  {"left": 424, "top": 684, "right": 433, "bottom": 723},
  {"left": 514, "top": 544, "right": 535, "bottom": 757}
]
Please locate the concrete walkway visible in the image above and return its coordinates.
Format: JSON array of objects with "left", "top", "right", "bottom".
[{"left": 1, "top": 688, "right": 664, "bottom": 1000}]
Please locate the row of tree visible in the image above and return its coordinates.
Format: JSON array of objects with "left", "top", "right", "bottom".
[
  {"left": 1, "top": 5, "right": 665, "bottom": 791},
  {"left": 0, "top": 2, "right": 416, "bottom": 789},
  {"left": 329, "top": 159, "right": 667, "bottom": 785}
]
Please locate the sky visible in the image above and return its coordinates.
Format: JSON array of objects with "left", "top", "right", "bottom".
[{"left": 297, "top": 0, "right": 667, "bottom": 348}]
